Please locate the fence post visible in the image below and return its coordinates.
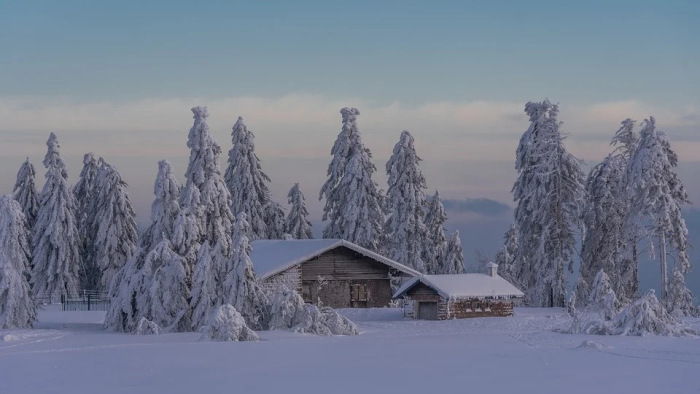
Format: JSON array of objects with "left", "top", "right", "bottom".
[{"left": 87, "top": 293, "right": 91, "bottom": 311}]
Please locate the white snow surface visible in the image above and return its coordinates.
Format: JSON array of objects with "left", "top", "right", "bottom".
[
  {"left": 250, "top": 239, "right": 420, "bottom": 279},
  {"left": 395, "top": 273, "right": 525, "bottom": 300},
  {"left": 1, "top": 305, "right": 699, "bottom": 393}
]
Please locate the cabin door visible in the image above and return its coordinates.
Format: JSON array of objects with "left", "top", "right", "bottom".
[{"left": 418, "top": 302, "right": 438, "bottom": 320}]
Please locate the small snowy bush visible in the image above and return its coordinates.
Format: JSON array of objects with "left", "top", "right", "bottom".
[
  {"left": 319, "top": 307, "right": 359, "bottom": 336},
  {"left": 267, "top": 289, "right": 359, "bottom": 336},
  {"left": 268, "top": 288, "right": 305, "bottom": 330},
  {"left": 579, "top": 291, "right": 694, "bottom": 337},
  {"left": 588, "top": 270, "right": 620, "bottom": 320},
  {"left": 666, "top": 268, "right": 699, "bottom": 318},
  {"left": 136, "top": 318, "right": 162, "bottom": 335},
  {"left": 200, "top": 305, "right": 259, "bottom": 342}
]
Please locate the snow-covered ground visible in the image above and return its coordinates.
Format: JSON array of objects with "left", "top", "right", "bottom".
[{"left": 1, "top": 306, "right": 698, "bottom": 394}]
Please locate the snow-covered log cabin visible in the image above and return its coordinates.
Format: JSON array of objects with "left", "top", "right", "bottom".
[
  {"left": 393, "top": 263, "right": 524, "bottom": 320},
  {"left": 250, "top": 239, "right": 420, "bottom": 308}
]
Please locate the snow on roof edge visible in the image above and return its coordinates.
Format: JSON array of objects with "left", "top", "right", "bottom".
[
  {"left": 393, "top": 274, "right": 525, "bottom": 300},
  {"left": 257, "top": 239, "right": 421, "bottom": 280}
]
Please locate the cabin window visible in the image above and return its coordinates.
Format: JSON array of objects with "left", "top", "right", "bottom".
[{"left": 351, "top": 284, "right": 368, "bottom": 302}]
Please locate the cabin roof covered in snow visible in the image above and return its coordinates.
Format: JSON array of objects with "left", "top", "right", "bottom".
[
  {"left": 393, "top": 274, "right": 525, "bottom": 300},
  {"left": 250, "top": 239, "right": 421, "bottom": 279}
]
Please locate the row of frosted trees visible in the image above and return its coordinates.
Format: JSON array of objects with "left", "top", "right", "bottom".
[
  {"left": 1, "top": 106, "right": 463, "bottom": 330},
  {"left": 320, "top": 108, "right": 464, "bottom": 275},
  {"left": 496, "top": 100, "right": 696, "bottom": 318}
]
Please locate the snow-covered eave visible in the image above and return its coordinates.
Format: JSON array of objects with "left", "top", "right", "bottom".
[
  {"left": 258, "top": 239, "right": 421, "bottom": 280},
  {"left": 393, "top": 275, "right": 525, "bottom": 300}
]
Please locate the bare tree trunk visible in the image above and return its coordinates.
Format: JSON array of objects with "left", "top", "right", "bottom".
[{"left": 660, "top": 233, "right": 668, "bottom": 301}]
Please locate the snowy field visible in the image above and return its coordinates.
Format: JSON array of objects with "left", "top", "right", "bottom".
[{"left": 1, "top": 306, "right": 698, "bottom": 394}]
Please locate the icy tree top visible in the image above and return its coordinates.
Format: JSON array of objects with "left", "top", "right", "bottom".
[
  {"left": 42, "top": 133, "right": 67, "bottom": 177},
  {"left": 611, "top": 118, "right": 638, "bottom": 157},
  {"left": 340, "top": 107, "right": 360, "bottom": 123},
  {"left": 191, "top": 106, "right": 209, "bottom": 119},
  {"left": 14, "top": 158, "right": 35, "bottom": 188}
]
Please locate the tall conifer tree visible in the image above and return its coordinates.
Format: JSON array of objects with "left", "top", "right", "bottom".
[
  {"left": 385, "top": 130, "right": 428, "bottom": 272},
  {"left": 319, "top": 108, "right": 384, "bottom": 251},
  {"left": 32, "top": 133, "right": 81, "bottom": 302},
  {"left": 627, "top": 117, "right": 691, "bottom": 302},
  {"left": 0, "top": 196, "right": 37, "bottom": 329},
  {"left": 286, "top": 183, "right": 313, "bottom": 239},
  {"left": 512, "top": 100, "right": 584, "bottom": 307},
  {"left": 12, "top": 159, "right": 39, "bottom": 231}
]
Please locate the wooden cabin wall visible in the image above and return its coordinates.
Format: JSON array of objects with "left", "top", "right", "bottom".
[
  {"left": 260, "top": 265, "right": 302, "bottom": 294},
  {"left": 300, "top": 246, "right": 395, "bottom": 308},
  {"left": 444, "top": 299, "right": 515, "bottom": 319},
  {"left": 404, "top": 283, "right": 516, "bottom": 319}
]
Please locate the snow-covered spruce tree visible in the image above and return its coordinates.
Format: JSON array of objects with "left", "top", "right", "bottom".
[
  {"left": 580, "top": 119, "right": 640, "bottom": 303},
  {"left": 611, "top": 119, "right": 641, "bottom": 302},
  {"left": 190, "top": 241, "right": 217, "bottom": 330},
  {"left": 181, "top": 106, "right": 234, "bottom": 248},
  {"left": 32, "top": 133, "right": 81, "bottom": 302},
  {"left": 666, "top": 267, "right": 698, "bottom": 317},
  {"left": 225, "top": 116, "right": 272, "bottom": 240},
  {"left": 0, "top": 196, "right": 37, "bottom": 329},
  {"left": 580, "top": 154, "right": 626, "bottom": 294},
  {"left": 221, "top": 213, "right": 268, "bottom": 329},
  {"left": 106, "top": 160, "right": 185, "bottom": 332},
  {"left": 627, "top": 117, "right": 690, "bottom": 302},
  {"left": 88, "top": 159, "right": 138, "bottom": 292},
  {"left": 512, "top": 100, "right": 584, "bottom": 307},
  {"left": 264, "top": 201, "right": 287, "bottom": 239},
  {"left": 442, "top": 230, "right": 465, "bottom": 274},
  {"left": 73, "top": 153, "right": 100, "bottom": 288},
  {"left": 148, "top": 239, "right": 191, "bottom": 332},
  {"left": 104, "top": 247, "right": 151, "bottom": 332},
  {"left": 422, "top": 190, "right": 448, "bottom": 274},
  {"left": 286, "top": 183, "right": 313, "bottom": 239},
  {"left": 12, "top": 158, "right": 39, "bottom": 231},
  {"left": 384, "top": 130, "right": 428, "bottom": 272},
  {"left": 494, "top": 224, "right": 520, "bottom": 286},
  {"left": 319, "top": 108, "right": 385, "bottom": 251},
  {"left": 140, "top": 160, "right": 182, "bottom": 252},
  {"left": 172, "top": 204, "right": 204, "bottom": 286}
]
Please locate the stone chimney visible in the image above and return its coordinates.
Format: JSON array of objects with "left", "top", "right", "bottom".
[{"left": 486, "top": 262, "right": 498, "bottom": 277}]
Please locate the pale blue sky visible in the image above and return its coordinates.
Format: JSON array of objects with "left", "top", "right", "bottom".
[
  {"left": 1, "top": 1, "right": 698, "bottom": 105},
  {"left": 1, "top": 1, "right": 699, "bottom": 295}
]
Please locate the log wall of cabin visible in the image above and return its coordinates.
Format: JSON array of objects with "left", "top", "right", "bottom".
[
  {"left": 444, "top": 299, "right": 515, "bottom": 318},
  {"left": 300, "top": 246, "right": 395, "bottom": 308},
  {"left": 260, "top": 265, "right": 302, "bottom": 294},
  {"left": 405, "top": 283, "right": 515, "bottom": 319}
]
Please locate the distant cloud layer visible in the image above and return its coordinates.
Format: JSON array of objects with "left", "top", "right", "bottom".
[
  {"left": 0, "top": 95, "right": 698, "bottom": 163},
  {"left": 1, "top": 94, "right": 698, "bottom": 234},
  {"left": 442, "top": 198, "right": 512, "bottom": 217}
]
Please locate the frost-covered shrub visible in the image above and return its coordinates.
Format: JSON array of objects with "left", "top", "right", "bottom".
[
  {"left": 319, "top": 307, "right": 359, "bottom": 336},
  {"left": 581, "top": 291, "right": 694, "bottom": 337},
  {"left": 200, "top": 304, "right": 259, "bottom": 342},
  {"left": 571, "top": 278, "right": 590, "bottom": 309},
  {"left": 267, "top": 289, "right": 359, "bottom": 336},
  {"left": 588, "top": 270, "right": 620, "bottom": 320},
  {"left": 136, "top": 318, "right": 162, "bottom": 335},
  {"left": 666, "top": 268, "right": 699, "bottom": 318},
  {"left": 268, "top": 288, "right": 305, "bottom": 330}
]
